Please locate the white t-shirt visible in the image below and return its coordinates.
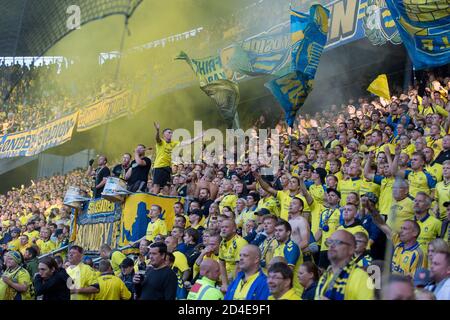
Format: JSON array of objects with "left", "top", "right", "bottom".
[{"left": 426, "top": 277, "right": 450, "bottom": 300}]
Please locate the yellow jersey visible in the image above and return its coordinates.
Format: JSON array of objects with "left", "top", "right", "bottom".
[
  {"left": 415, "top": 213, "right": 442, "bottom": 263},
  {"left": 309, "top": 184, "right": 326, "bottom": 206},
  {"left": 219, "top": 234, "right": 248, "bottom": 281},
  {"left": 66, "top": 263, "right": 99, "bottom": 300},
  {"left": 391, "top": 234, "right": 425, "bottom": 277},
  {"left": 0, "top": 267, "right": 33, "bottom": 300},
  {"left": 316, "top": 204, "right": 341, "bottom": 251},
  {"left": 359, "top": 179, "right": 380, "bottom": 197},
  {"left": 23, "top": 230, "right": 39, "bottom": 242},
  {"left": 388, "top": 194, "right": 415, "bottom": 233},
  {"left": 219, "top": 194, "right": 238, "bottom": 212},
  {"left": 276, "top": 190, "right": 310, "bottom": 222},
  {"left": 373, "top": 175, "right": 395, "bottom": 216},
  {"left": 145, "top": 218, "right": 167, "bottom": 242},
  {"left": 256, "top": 196, "right": 280, "bottom": 217},
  {"left": 435, "top": 180, "right": 450, "bottom": 220},
  {"left": 36, "top": 239, "right": 56, "bottom": 255},
  {"left": 426, "top": 136, "right": 443, "bottom": 156},
  {"left": 154, "top": 139, "right": 180, "bottom": 168},
  {"left": 7, "top": 238, "right": 21, "bottom": 251},
  {"left": 337, "top": 178, "right": 362, "bottom": 206},
  {"left": 269, "top": 288, "right": 301, "bottom": 300},
  {"left": 337, "top": 223, "right": 369, "bottom": 238},
  {"left": 93, "top": 274, "right": 131, "bottom": 300},
  {"left": 404, "top": 169, "right": 437, "bottom": 197},
  {"left": 110, "top": 251, "right": 127, "bottom": 276},
  {"left": 425, "top": 163, "right": 443, "bottom": 182},
  {"left": 273, "top": 239, "right": 303, "bottom": 296}
]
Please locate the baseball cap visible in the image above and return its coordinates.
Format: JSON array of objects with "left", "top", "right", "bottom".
[
  {"left": 120, "top": 257, "right": 134, "bottom": 269},
  {"left": 256, "top": 208, "right": 271, "bottom": 216},
  {"left": 413, "top": 268, "right": 431, "bottom": 287}
]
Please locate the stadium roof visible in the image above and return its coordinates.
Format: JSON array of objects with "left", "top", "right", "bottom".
[{"left": 0, "top": 0, "right": 143, "bottom": 57}]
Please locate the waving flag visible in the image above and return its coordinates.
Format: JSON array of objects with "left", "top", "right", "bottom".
[
  {"left": 367, "top": 74, "right": 391, "bottom": 100},
  {"left": 385, "top": 0, "right": 450, "bottom": 69},
  {"left": 176, "top": 52, "right": 240, "bottom": 129},
  {"left": 266, "top": 5, "right": 330, "bottom": 127}
]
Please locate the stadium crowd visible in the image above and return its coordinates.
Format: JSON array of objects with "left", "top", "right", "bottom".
[{"left": 0, "top": 70, "right": 450, "bottom": 301}]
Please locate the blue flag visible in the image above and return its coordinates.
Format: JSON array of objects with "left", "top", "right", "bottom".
[
  {"left": 385, "top": 0, "right": 450, "bottom": 70},
  {"left": 265, "top": 5, "right": 330, "bottom": 127}
]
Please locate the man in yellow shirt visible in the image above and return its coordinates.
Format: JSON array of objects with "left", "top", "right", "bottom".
[
  {"left": 93, "top": 259, "right": 131, "bottom": 300},
  {"left": 434, "top": 160, "right": 450, "bottom": 220},
  {"left": 35, "top": 227, "right": 56, "bottom": 255},
  {"left": 254, "top": 171, "right": 309, "bottom": 222},
  {"left": 388, "top": 179, "right": 415, "bottom": 232},
  {"left": 367, "top": 204, "right": 425, "bottom": 278},
  {"left": 218, "top": 219, "right": 247, "bottom": 291},
  {"left": 314, "top": 230, "right": 374, "bottom": 300},
  {"left": 66, "top": 245, "right": 99, "bottom": 300},
  {"left": 23, "top": 222, "right": 39, "bottom": 242},
  {"left": 7, "top": 228, "right": 21, "bottom": 251},
  {"left": 337, "top": 204, "right": 369, "bottom": 238},
  {"left": 99, "top": 244, "right": 127, "bottom": 276},
  {"left": 337, "top": 162, "right": 362, "bottom": 206},
  {"left": 152, "top": 121, "right": 203, "bottom": 194},
  {"left": 216, "top": 180, "right": 238, "bottom": 212},
  {"left": 272, "top": 220, "right": 303, "bottom": 296},
  {"left": 145, "top": 204, "right": 168, "bottom": 242},
  {"left": 412, "top": 192, "right": 442, "bottom": 263},
  {"left": 267, "top": 262, "right": 301, "bottom": 300}
]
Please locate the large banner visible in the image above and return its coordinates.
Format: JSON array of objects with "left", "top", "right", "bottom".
[
  {"left": 72, "top": 198, "right": 122, "bottom": 254},
  {"left": 385, "top": 0, "right": 450, "bottom": 69},
  {"left": 119, "top": 193, "right": 185, "bottom": 247},
  {"left": 77, "top": 90, "right": 134, "bottom": 132},
  {"left": 265, "top": 5, "right": 329, "bottom": 127},
  {"left": 0, "top": 111, "right": 78, "bottom": 159},
  {"left": 176, "top": 52, "right": 241, "bottom": 129}
]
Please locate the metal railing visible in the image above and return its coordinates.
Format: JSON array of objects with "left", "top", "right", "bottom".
[{"left": 37, "top": 245, "right": 69, "bottom": 260}]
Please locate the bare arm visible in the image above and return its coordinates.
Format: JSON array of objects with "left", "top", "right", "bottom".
[
  {"left": 365, "top": 201, "right": 392, "bottom": 239},
  {"left": 124, "top": 167, "right": 132, "bottom": 181},
  {"left": 154, "top": 122, "right": 162, "bottom": 144},
  {"left": 219, "top": 260, "right": 228, "bottom": 290},
  {"left": 298, "top": 176, "right": 313, "bottom": 206},
  {"left": 179, "top": 131, "right": 204, "bottom": 148},
  {"left": 253, "top": 170, "right": 277, "bottom": 197},
  {"left": 364, "top": 152, "right": 375, "bottom": 181},
  {"left": 391, "top": 144, "right": 405, "bottom": 178}
]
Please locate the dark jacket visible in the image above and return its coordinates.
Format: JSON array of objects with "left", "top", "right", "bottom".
[{"left": 33, "top": 268, "right": 70, "bottom": 300}]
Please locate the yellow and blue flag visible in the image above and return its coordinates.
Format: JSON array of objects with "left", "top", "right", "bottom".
[
  {"left": 176, "top": 52, "right": 240, "bottom": 128},
  {"left": 385, "top": 0, "right": 450, "bottom": 69},
  {"left": 265, "top": 5, "right": 330, "bottom": 127}
]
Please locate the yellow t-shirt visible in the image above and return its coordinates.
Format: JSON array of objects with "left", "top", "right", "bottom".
[
  {"left": 373, "top": 176, "right": 395, "bottom": 216},
  {"left": 415, "top": 214, "right": 442, "bottom": 264},
  {"left": 145, "top": 218, "right": 168, "bottom": 242},
  {"left": 276, "top": 190, "right": 310, "bottom": 222},
  {"left": 23, "top": 230, "right": 40, "bottom": 242},
  {"left": 154, "top": 139, "right": 180, "bottom": 168},
  {"left": 435, "top": 181, "right": 450, "bottom": 220},
  {"left": 337, "top": 178, "right": 362, "bottom": 206},
  {"left": 404, "top": 169, "right": 437, "bottom": 198},
  {"left": 110, "top": 251, "right": 127, "bottom": 276},
  {"left": 256, "top": 196, "right": 280, "bottom": 217},
  {"left": 425, "top": 163, "right": 443, "bottom": 182},
  {"left": 387, "top": 195, "right": 415, "bottom": 233},
  {"left": 269, "top": 288, "right": 301, "bottom": 300},
  {"left": 309, "top": 184, "right": 326, "bottom": 206},
  {"left": 0, "top": 267, "right": 33, "bottom": 300},
  {"left": 66, "top": 263, "right": 99, "bottom": 300},
  {"left": 219, "top": 194, "right": 238, "bottom": 212},
  {"left": 272, "top": 239, "right": 303, "bottom": 296},
  {"left": 173, "top": 251, "right": 190, "bottom": 276},
  {"left": 7, "top": 238, "right": 21, "bottom": 251},
  {"left": 36, "top": 239, "right": 57, "bottom": 255},
  {"left": 219, "top": 235, "right": 248, "bottom": 281},
  {"left": 93, "top": 274, "right": 131, "bottom": 300}
]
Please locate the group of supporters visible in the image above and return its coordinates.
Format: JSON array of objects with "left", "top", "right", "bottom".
[
  {"left": 0, "top": 70, "right": 450, "bottom": 300},
  {"left": 0, "top": 59, "right": 128, "bottom": 136}
]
